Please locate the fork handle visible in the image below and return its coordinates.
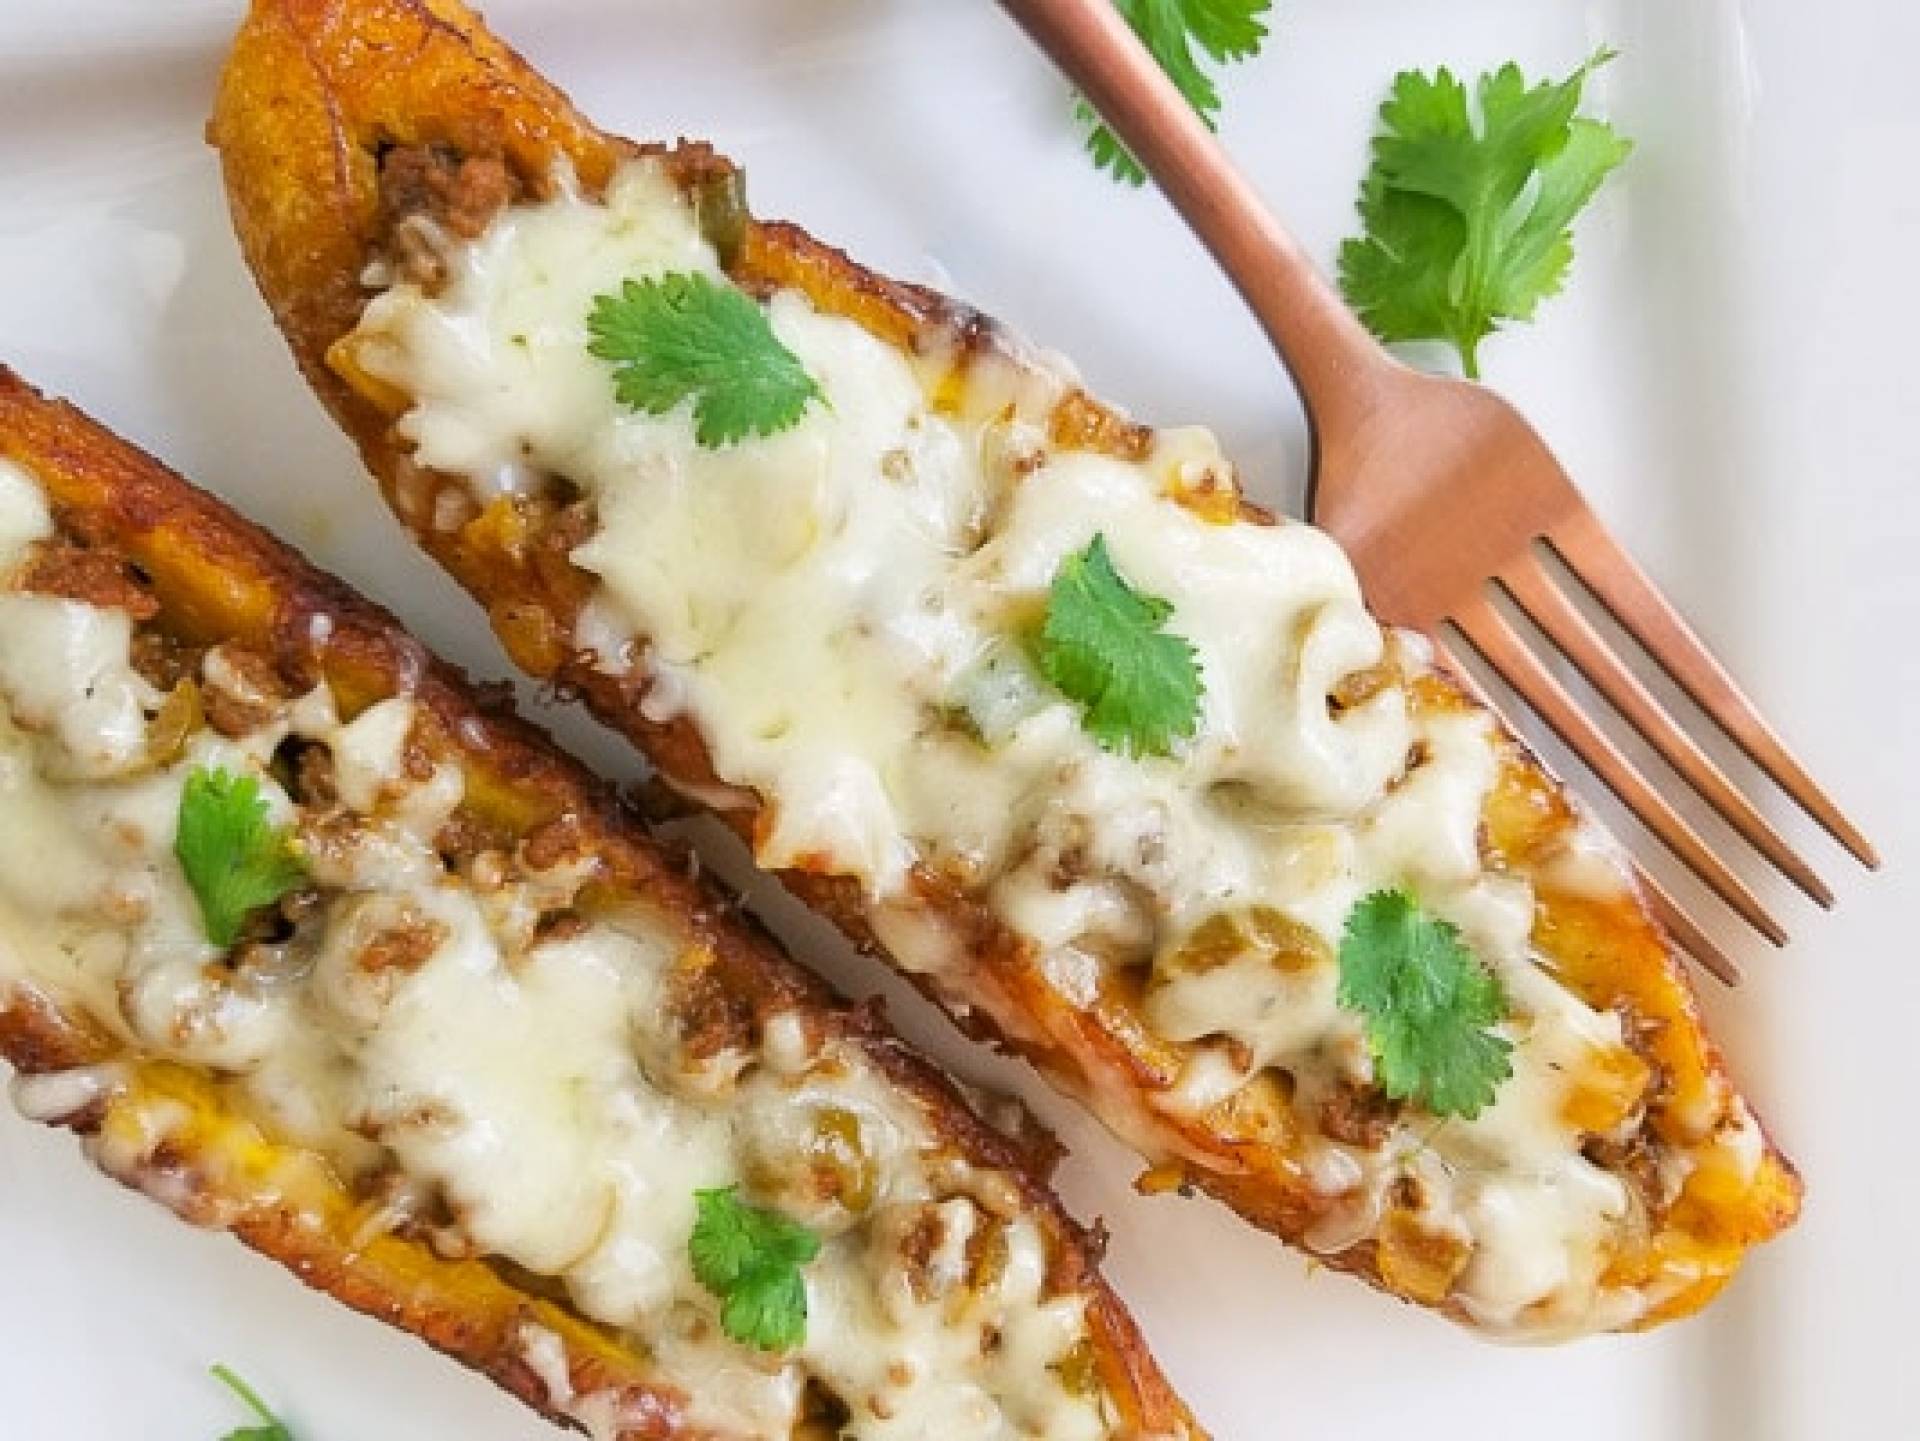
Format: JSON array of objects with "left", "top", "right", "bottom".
[{"left": 996, "top": 0, "right": 1389, "bottom": 437}]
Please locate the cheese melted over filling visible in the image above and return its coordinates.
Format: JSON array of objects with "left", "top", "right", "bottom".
[
  {"left": 0, "top": 465, "right": 1112, "bottom": 1439},
  {"left": 347, "top": 161, "right": 1761, "bottom": 1336}
]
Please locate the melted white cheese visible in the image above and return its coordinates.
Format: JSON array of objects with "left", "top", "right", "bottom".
[
  {"left": 9, "top": 1062, "right": 126, "bottom": 1125},
  {"left": 0, "top": 559, "right": 1112, "bottom": 1434},
  {"left": 0, "top": 597, "right": 160, "bottom": 778},
  {"left": 0, "top": 459, "right": 51, "bottom": 578},
  {"left": 347, "top": 156, "right": 1756, "bottom": 1335}
]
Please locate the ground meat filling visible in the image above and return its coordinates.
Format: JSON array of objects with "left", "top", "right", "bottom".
[
  {"left": 666, "top": 959, "right": 758, "bottom": 1064},
  {"left": 12, "top": 531, "right": 567, "bottom": 968},
  {"left": 203, "top": 644, "right": 291, "bottom": 738},
  {"left": 129, "top": 630, "right": 194, "bottom": 692},
  {"left": 1319, "top": 1079, "right": 1400, "bottom": 1150},
  {"left": 379, "top": 145, "right": 519, "bottom": 288},
  {"left": 20, "top": 538, "right": 158, "bottom": 620}
]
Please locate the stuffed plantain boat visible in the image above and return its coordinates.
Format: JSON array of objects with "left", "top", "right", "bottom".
[
  {"left": 211, "top": 0, "right": 1801, "bottom": 1339},
  {"left": 0, "top": 369, "right": 1197, "bottom": 1441}
]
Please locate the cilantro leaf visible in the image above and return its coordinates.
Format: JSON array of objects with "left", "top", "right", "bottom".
[
  {"left": 1033, "top": 534, "right": 1203, "bottom": 757},
  {"left": 689, "top": 1186, "right": 821, "bottom": 1351},
  {"left": 1079, "top": 0, "right": 1273, "bottom": 185},
  {"left": 211, "top": 1365, "right": 294, "bottom": 1441},
  {"left": 175, "top": 768, "right": 307, "bottom": 948},
  {"left": 1336, "top": 889, "right": 1513, "bottom": 1119},
  {"left": 587, "top": 272, "right": 821, "bottom": 447},
  {"left": 1337, "top": 51, "right": 1633, "bottom": 377}
]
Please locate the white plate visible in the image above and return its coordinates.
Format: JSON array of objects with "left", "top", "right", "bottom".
[{"left": 1, "top": 2, "right": 1915, "bottom": 1437}]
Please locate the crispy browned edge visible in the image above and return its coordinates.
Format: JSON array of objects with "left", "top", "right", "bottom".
[
  {"left": 0, "top": 367, "right": 1200, "bottom": 1441},
  {"left": 209, "top": 0, "right": 1802, "bottom": 1332}
]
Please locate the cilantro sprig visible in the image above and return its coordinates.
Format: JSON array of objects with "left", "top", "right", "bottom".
[
  {"left": 175, "top": 768, "right": 307, "bottom": 948},
  {"left": 1337, "top": 51, "right": 1633, "bottom": 378},
  {"left": 1033, "top": 534, "right": 1203, "bottom": 757},
  {"left": 588, "top": 272, "right": 821, "bottom": 448},
  {"left": 211, "top": 1365, "right": 294, "bottom": 1441},
  {"left": 688, "top": 1186, "right": 821, "bottom": 1352},
  {"left": 1080, "top": 0, "right": 1273, "bottom": 185},
  {"left": 1336, "top": 890, "right": 1513, "bottom": 1119}
]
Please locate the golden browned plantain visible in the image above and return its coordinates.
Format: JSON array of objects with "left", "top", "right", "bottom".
[
  {"left": 0, "top": 368, "right": 1199, "bottom": 1441},
  {"left": 210, "top": 0, "right": 1800, "bottom": 1336}
]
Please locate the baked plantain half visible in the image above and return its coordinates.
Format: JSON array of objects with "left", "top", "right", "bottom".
[
  {"left": 0, "top": 368, "right": 1199, "bottom": 1441},
  {"left": 211, "top": 0, "right": 1801, "bottom": 1338}
]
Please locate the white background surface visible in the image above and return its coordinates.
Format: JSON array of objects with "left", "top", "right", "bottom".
[{"left": 1, "top": 2, "right": 1915, "bottom": 1438}]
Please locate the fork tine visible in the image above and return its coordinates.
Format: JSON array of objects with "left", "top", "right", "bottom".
[
  {"left": 1630, "top": 864, "right": 1743, "bottom": 987},
  {"left": 1433, "top": 637, "right": 1742, "bottom": 986},
  {"left": 1448, "top": 596, "right": 1788, "bottom": 945},
  {"left": 1499, "top": 554, "right": 1834, "bottom": 908},
  {"left": 1549, "top": 511, "right": 1878, "bottom": 869}
]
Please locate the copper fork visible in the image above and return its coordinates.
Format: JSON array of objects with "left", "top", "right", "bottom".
[{"left": 998, "top": 0, "right": 1877, "bottom": 981}]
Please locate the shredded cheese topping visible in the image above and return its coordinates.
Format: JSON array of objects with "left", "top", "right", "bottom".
[
  {"left": 345, "top": 159, "right": 1765, "bottom": 1336},
  {"left": 0, "top": 464, "right": 1117, "bottom": 1439}
]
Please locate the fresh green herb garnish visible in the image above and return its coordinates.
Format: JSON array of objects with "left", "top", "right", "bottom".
[
  {"left": 175, "top": 768, "right": 306, "bottom": 948},
  {"left": 688, "top": 1186, "right": 821, "bottom": 1352},
  {"left": 1336, "top": 889, "right": 1513, "bottom": 1119},
  {"left": 1080, "top": 0, "right": 1273, "bottom": 185},
  {"left": 1033, "top": 534, "right": 1202, "bottom": 757},
  {"left": 1337, "top": 51, "right": 1632, "bottom": 378},
  {"left": 587, "top": 272, "right": 821, "bottom": 448},
  {"left": 211, "top": 1365, "right": 294, "bottom": 1441}
]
